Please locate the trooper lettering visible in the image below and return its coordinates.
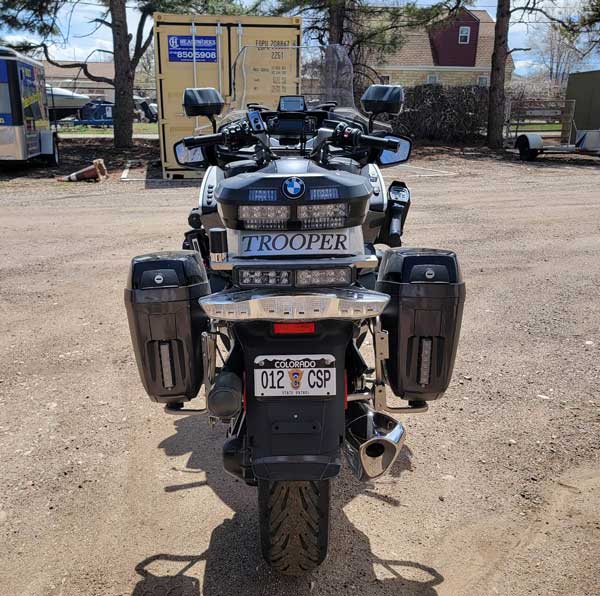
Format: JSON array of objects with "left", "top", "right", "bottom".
[
  {"left": 306, "top": 234, "right": 320, "bottom": 250},
  {"left": 272, "top": 234, "right": 287, "bottom": 250},
  {"left": 334, "top": 234, "right": 348, "bottom": 251},
  {"left": 241, "top": 232, "right": 349, "bottom": 254},
  {"left": 258, "top": 235, "right": 271, "bottom": 252},
  {"left": 320, "top": 235, "right": 333, "bottom": 250},
  {"left": 290, "top": 234, "right": 306, "bottom": 250}
]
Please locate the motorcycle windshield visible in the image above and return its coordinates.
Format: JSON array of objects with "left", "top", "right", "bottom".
[{"left": 221, "top": 44, "right": 370, "bottom": 129}]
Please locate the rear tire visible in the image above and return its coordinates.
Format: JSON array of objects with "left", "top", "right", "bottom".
[{"left": 258, "top": 479, "right": 330, "bottom": 575}]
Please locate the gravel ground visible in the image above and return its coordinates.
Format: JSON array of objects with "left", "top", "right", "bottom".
[{"left": 1, "top": 141, "right": 599, "bottom": 596}]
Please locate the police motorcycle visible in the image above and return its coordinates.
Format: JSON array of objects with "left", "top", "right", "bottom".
[{"left": 124, "top": 47, "right": 465, "bottom": 575}]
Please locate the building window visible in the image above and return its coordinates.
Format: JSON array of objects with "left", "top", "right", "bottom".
[
  {"left": 379, "top": 75, "right": 390, "bottom": 84},
  {"left": 426, "top": 74, "right": 440, "bottom": 85},
  {"left": 458, "top": 26, "right": 471, "bottom": 44},
  {"left": 478, "top": 76, "right": 489, "bottom": 87}
]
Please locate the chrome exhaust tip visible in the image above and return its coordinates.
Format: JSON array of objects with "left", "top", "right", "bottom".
[{"left": 343, "top": 402, "right": 406, "bottom": 481}]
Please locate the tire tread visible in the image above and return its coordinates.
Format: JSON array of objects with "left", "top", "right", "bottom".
[{"left": 258, "top": 479, "right": 330, "bottom": 575}]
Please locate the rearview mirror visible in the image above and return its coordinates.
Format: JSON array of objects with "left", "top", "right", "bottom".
[
  {"left": 174, "top": 141, "right": 206, "bottom": 168},
  {"left": 182, "top": 87, "right": 225, "bottom": 118},
  {"left": 377, "top": 135, "right": 412, "bottom": 167},
  {"left": 361, "top": 84, "right": 404, "bottom": 116}
]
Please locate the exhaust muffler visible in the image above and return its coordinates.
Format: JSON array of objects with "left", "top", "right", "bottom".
[{"left": 343, "top": 401, "right": 406, "bottom": 481}]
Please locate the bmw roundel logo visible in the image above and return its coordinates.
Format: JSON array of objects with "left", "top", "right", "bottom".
[{"left": 282, "top": 177, "right": 305, "bottom": 199}]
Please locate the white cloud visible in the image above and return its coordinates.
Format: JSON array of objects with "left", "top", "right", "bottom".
[
  {"left": 2, "top": 33, "right": 37, "bottom": 45},
  {"left": 513, "top": 59, "right": 541, "bottom": 75},
  {"left": 1, "top": 2, "right": 152, "bottom": 61}
]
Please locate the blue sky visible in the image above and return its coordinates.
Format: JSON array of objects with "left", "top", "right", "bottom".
[{"left": 0, "top": 1, "right": 597, "bottom": 75}]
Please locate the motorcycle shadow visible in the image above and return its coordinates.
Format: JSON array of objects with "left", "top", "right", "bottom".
[{"left": 132, "top": 414, "right": 444, "bottom": 596}]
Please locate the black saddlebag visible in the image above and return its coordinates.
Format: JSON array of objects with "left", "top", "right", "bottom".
[
  {"left": 124, "top": 251, "right": 210, "bottom": 404},
  {"left": 375, "top": 248, "right": 465, "bottom": 400}
]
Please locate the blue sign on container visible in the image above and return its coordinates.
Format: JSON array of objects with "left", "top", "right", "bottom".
[{"left": 167, "top": 35, "right": 217, "bottom": 62}]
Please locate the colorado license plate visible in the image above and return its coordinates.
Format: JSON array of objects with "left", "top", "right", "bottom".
[{"left": 253, "top": 354, "right": 336, "bottom": 397}]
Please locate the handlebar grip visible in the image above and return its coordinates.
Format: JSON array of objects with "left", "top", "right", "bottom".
[
  {"left": 183, "top": 133, "right": 225, "bottom": 148},
  {"left": 389, "top": 215, "right": 402, "bottom": 244},
  {"left": 360, "top": 134, "right": 400, "bottom": 151}
]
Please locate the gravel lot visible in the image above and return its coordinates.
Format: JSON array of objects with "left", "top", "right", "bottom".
[{"left": 1, "top": 141, "right": 599, "bottom": 596}]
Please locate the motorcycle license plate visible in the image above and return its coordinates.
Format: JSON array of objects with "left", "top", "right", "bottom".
[{"left": 253, "top": 354, "right": 336, "bottom": 397}]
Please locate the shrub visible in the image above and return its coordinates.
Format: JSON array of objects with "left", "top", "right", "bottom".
[{"left": 391, "top": 84, "right": 489, "bottom": 142}]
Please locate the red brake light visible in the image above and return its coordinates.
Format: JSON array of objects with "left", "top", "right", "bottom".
[{"left": 273, "top": 322, "right": 316, "bottom": 335}]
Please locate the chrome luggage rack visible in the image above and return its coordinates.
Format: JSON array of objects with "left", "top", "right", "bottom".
[{"left": 198, "top": 287, "right": 389, "bottom": 322}]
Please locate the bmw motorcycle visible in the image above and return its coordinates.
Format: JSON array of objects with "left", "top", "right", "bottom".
[{"left": 125, "top": 50, "right": 465, "bottom": 575}]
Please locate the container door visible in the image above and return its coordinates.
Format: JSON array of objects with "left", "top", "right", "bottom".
[
  {"left": 155, "top": 20, "right": 231, "bottom": 174},
  {"left": 231, "top": 25, "right": 301, "bottom": 110}
]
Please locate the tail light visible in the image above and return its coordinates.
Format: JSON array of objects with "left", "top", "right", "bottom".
[{"left": 273, "top": 322, "right": 316, "bottom": 334}]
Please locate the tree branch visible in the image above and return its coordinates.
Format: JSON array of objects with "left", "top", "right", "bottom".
[
  {"left": 40, "top": 43, "right": 114, "bottom": 86},
  {"left": 508, "top": 47, "right": 532, "bottom": 54},
  {"left": 132, "top": 8, "right": 150, "bottom": 62},
  {"left": 131, "top": 27, "right": 153, "bottom": 70},
  {"left": 91, "top": 18, "right": 113, "bottom": 29}
]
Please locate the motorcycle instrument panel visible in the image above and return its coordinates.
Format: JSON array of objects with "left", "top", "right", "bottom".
[{"left": 253, "top": 354, "right": 336, "bottom": 397}]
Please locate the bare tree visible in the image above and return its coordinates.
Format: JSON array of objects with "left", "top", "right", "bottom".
[{"left": 529, "top": 23, "right": 589, "bottom": 85}]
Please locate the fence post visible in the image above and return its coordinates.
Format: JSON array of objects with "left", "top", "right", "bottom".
[{"left": 560, "top": 99, "right": 575, "bottom": 144}]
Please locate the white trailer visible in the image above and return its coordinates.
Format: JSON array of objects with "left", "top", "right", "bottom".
[
  {"left": 0, "top": 47, "right": 59, "bottom": 165},
  {"left": 504, "top": 97, "right": 600, "bottom": 161},
  {"left": 515, "top": 128, "right": 600, "bottom": 161}
]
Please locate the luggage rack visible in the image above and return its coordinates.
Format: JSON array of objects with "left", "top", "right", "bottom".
[{"left": 371, "top": 318, "right": 429, "bottom": 414}]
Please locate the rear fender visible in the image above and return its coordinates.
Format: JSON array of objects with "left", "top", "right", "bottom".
[{"left": 234, "top": 320, "right": 354, "bottom": 481}]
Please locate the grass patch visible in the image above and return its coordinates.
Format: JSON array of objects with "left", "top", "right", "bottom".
[
  {"left": 57, "top": 122, "right": 159, "bottom": 135},
  {"left": 513, "top": 123, "right": 562, "bottom": 132}
]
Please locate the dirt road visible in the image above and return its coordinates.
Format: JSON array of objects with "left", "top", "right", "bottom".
[{"left": 1, "top": 144, "right": 599, "bottom": 595}]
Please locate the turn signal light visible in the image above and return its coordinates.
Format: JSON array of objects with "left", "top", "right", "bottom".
[{"left": 273, "top": 322, "right": 316, "bottom": 335}]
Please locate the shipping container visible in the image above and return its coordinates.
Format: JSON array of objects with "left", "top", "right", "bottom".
[{"left": 154, "top": 13, "right": 302, "bottom": 178}]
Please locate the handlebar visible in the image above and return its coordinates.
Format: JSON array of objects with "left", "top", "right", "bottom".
[
  {"left": 360, "top": 134, "right": 400, "bottom": 151},
  {"left": 183, "top": 133, "right": 225, "bottom": 148},
  {"left": 181, "top": 121, "right": 400, "bottom": 153},
  {"left": 388, "top": 210, "right": 403, "bottom": 245},
  {"left": 329, "top": 123, "right": 400, "bottom": 152}
]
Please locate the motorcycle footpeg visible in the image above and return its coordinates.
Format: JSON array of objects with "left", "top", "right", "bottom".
[{"left": 162, "top": 402, "right": 207, "bottom": 415}]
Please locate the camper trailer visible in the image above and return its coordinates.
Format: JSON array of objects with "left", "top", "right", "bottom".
[{"left": 0, "top": 47, "right": 59, "bottom": 165}]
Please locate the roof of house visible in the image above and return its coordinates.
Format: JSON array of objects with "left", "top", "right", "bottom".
[
  {"left": 385, "top": 9, "right": 500, "bottom": 69},
  {"left": 471, "top": 10, "right": 497, "bottom": 68},
  {"left": 470, "top": 10, "right": 495, "bottom": 23},
  {"left": 42, "top": 60, "right": 114, "bottom": 82},
  {"left": 392, "top": 32, "right": 436, "bottom": 67}
]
